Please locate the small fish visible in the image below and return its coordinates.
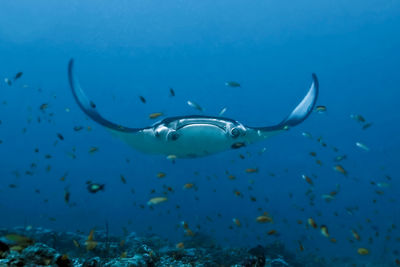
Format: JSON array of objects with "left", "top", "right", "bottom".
[
  {"left": 228, "top": 175, "right": 236, "bottom": 180},
  {"left": 183, "top": 183, "right": 194, "bottom": 190},
  {"left": 322, "top": 194, "right": 335, "bottom": 202},
  {"left": 5, "top": 234, "right": 34, "bottom": 246},
  {"left": 72, "top": 240, "right": 80, "bottom": 248},
  {"left": 187, "top": 100, "right": 203, "bottom": 112},
  {"left": 57, "top": 133, "right": 64, "bottom": 141},
  {"left": 120, "top": 175, "right": 127, "bottom": 184},
  {"left": 181, "top": 221, "right": 189, "bottom": 229},
  {"left": 362, "top": 122, "right": 373, "bottom": 130},
  {"left": 298, "top": 241, "right": 304, "bottom": 252},
  {"left": 258, "top": 147, "right": 267, "bottom": 155},
  {"left": 166, "top": 154, "right": 177, "bottom": 161},
  {"left": 176, "top": 242, "right": 184, "bottom": 249},
  {"left": 315, "top": 105, "right": 327, "bottom": 113},
  {"left": 302, "top": 174, "right": 314, "bottom": 186},
  {"left": 232, "top": 218, "right": 241, "bottom": 227},
  {"left": 357, "top": 248, "right": 369, "bottom": 255},
  {"left": 356, "top": 142, "right": 369, "bottom": 151},
  {"left": 225, "top": 81, "right": 241, "bottom": 87},
  {"left": 218, "top": 107, "right": 227, "bottom": 116},
  {"left": 149, "top": 112, "right": 163, "bottom": 119},
  {"left": 334, "top": 155, "right": 347, "bottom": 162},
  {"left": 73, "top": 126, "right": 83, "bottom": 131},
  {"left": 351, "top": 114, "right": 366, "bottom": 123},
  {"left": 267, "top": 230, "right": 277, "bottom": 235},
  {"left": 4, "top": 78, "right": 12, "bottom": 86},
  {"left": 166, "top": 154, "right": 177, "bottom": 164},
  {"left": 317, "top": 136, "right": 327, "bottom": 147},
  {"left": 302, "top": 132, "right": 313, "bottom": 139},
  {"left": 86, "top": 182, "right": 105, "bottom": 193},
  {"left": 89, "top": 147, "right": 99, "bottom": 154},
  {"left": 185, "top": 229, "right": 194, "bottom": 236},
  {"left": 169, "top": 88, "right": 175, "bottom": 97},
  {"left": 66, "top": 152, "right": 76, "bottom": 159},
  {"left": 46, "top": 165, "right": 52, "bottom": 172},
  {"left": 231, "top": 142, "right": 245, "bottom": 149},
  {"left": 377, "top": 182, "right": 390, "bottom": 188},
  {"left": 309, "top": 152, "right": 317, "bottom": 157},
  {"left": 87, "top": 229, "right": 94, "bottom": 241},
  {"left": 64, "top": 189, "right": 70, "bottom": 203},
  {"left": 308, "top": 218, "right": 317, "bottom": 229},
  {"left": 147, "top": 197, "right": 168, "bottom": 205},
  {"left": 352, "top": 229, "right": 361, "bottom": 241},
  {"left": 120, "top": 251, "right": 127, "bottom": 258},
  {"left": 139, "top": 96, "right": 146, "bottom": 103},
  {"left": 256, "top": 215, "right": 273, "bottom": 223},
  {"left": 320, "top": 225, "right": 329, "bottom": 237},
  {"left": 40, "top": 103, "right": 49, "bottom": 111},
  {"left": 157, "top": 172, "right": 166, "bottom": 178},
  {"left": 14, "top": 72, "right": 23, "bottom": 80},
  {"left": 85, "top": 229, "right": 97, "bottom": 250},
  {"left": 245, "top": 168, "right": 258, "bottom": 173},
  {"left": 333, "top": 165, "right": 347, "bottom": 176}
]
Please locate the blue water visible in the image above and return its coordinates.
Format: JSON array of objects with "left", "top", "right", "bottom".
[{"left": 1, "top": 0, "right": 400, "bottom": 264}]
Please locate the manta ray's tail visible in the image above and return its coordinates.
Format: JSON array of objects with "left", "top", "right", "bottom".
[
  {"left": 251, "top": 73, "right": 319, "bottom": 132},
  {"left": 68, "top": 59, "right": 140, "bottom": 133}
]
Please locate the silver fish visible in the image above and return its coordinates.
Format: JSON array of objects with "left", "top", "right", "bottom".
[
  {"left": 187, "top": 100, "right": 203, "bottom": 112},
  {"left": 356, "top": 142, "right": 369, "bottom": 151},
  {"left": 218, "top": 107, "right": 227, "bottom": 116}
]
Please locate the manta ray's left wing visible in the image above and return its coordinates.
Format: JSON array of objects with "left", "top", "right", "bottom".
[{"left": 68, "top": 59, "right": 141, "bottom": 133}]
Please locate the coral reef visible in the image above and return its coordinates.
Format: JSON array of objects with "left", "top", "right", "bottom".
[{"left": 0, "top": 226, "right": 330, "bottom": 266}]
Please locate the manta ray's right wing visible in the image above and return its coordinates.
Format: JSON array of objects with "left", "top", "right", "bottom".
[{"left": 246, "top": 73, "right": 319, "bottom": 139}]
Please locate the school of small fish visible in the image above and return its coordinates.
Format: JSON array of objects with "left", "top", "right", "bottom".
[{"left": 1, "top": 70, "right": 398, "bottom": 265}]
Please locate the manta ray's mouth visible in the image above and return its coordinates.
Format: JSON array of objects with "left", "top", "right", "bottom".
[
  {"left": 175, "top": 122, "right": 227, "bottom": 132},
  {"left": 171, "top": 118, "right": 229, "bottom": 132}
]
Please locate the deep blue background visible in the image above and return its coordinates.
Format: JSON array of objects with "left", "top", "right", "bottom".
[{"left": 1, "top": 0, "right": 399, "bottom": 262}]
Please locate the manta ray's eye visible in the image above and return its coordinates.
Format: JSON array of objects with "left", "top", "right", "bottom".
[
  {"left": 230, "top": 127, "right": 241, "bottom": 138},
  {"left": 167, "top": 131, "right": 180, "bottom": 141}
]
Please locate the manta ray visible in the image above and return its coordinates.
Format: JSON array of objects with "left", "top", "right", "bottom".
[{"left": 68, "top": 59, "right": 319, "bottom": 158}]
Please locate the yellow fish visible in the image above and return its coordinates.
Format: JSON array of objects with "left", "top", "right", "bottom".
[
  {"left": 5, "top": 234, "right": 34, "bottom": 246},
  {"left": 149, "top": 112, "right": 163, "bottom": 119},
  {"left": 333, "top": 165, "right": 347, "bottom": 176},
  {"left": 157, "top": 172, "right": 166, "bottom": 178},
  {"left": 357, "top": 248, "right": 369, "bottom": 255},
  {"left": 308, "top": 218, "right": 317, "bottom": 229},
  {"left": 85, "top": 229, "right": 98, "bottom": 250},
  {"left": 183, "top": 183, "right": 194, "bottom": 190},
  {"left": 256, "top": 215, "right": 273, "bottom": 223}
]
